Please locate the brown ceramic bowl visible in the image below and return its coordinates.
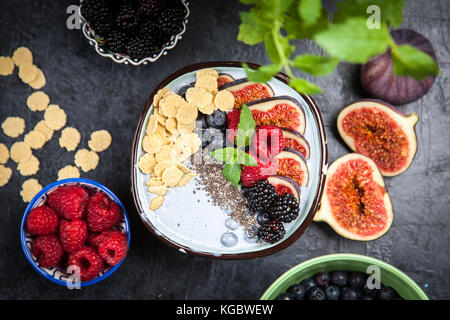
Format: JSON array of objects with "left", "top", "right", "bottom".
[{"left": 131, "top": 61, "right": 328, "bottom": 259}]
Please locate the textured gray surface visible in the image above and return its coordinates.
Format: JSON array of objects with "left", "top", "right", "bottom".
[{"left": 0, "top": 0, "right": 449, "bottom": 299}]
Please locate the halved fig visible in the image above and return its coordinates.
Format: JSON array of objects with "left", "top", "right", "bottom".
[
  {"left": 274, "top": 148, "right": 309, "bottom": 187},
  {"left": 220, "top": 78, "right": 274, "bottom": 108},
  {"left": 314, "top": 153, "right": 393, "bottom": 241},
  {"left": 217, "top": 73, "right": 234, "bottom": 87},
  {"left": 248, "top": 96, "right": 306, "bottom": 135},
  {"left": 280, "top": 128, "right": 310, "bottom": 159},
  {"left": 267, "top": 176, "right": 301, "bottom": 203},
  {"left": 337, "top": 99, "right": 418, "bottom": 176}
]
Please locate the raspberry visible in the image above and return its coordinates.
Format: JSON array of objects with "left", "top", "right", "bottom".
[
  {"left": 47, "top": 185, "right": 89, "bottom": 220},
  {"left": 26, "top": 205, "right": 59, "bottom": 236},
  {"left": 68, "top": 247, "right": 104, "bottom": 281},
  {"left": 226, "top": 109, "right": 241, "bottom": 143},
  {"left": 32, "top": 235, "right": 64, "bottom": 268},
  {"left": 87, "top": 230, "right": 111, "bottom": 249},
  {"left": 240, "top": 157, "right": 278, "bottom": 187},
  {"left": 86, "top": 192, "right": 122, "bottom": 233},
  {"left": 251, "top": 125, "right": 285, "bottom": 160},
  {"left": 59, "top": 219, "right": 88, "bottom": 253},
  {"left": 98, "top": 231, "right": 128, "bottom": 266}
]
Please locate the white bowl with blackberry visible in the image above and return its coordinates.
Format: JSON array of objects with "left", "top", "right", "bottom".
[{"left": 79, "top": 0, "right": 190, "bottom": 65}]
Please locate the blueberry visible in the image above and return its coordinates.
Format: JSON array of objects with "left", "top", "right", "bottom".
[
  {"left": 361, "top": 283, "right": 379, "bottom": 298},
  {"left": 306, "top": 286, "right": 326, "bottom": 300},
  {"left": 348, "top": 272, "right": 366, "bottom": 289},
  {"left": 361, "top": 295, "right": 375, "bottom": 300},
  {"left": 341, "top": 287, "right": 358, "bottom": 300},
  {"left": 256, "top": 212, "right": 271, "bottom": 225},
  {"left": 276, "top": 292, "right": 294, "bottom": 300},
  {"left": 314, "top": 272, "right": 330, "bottom": 287},
  {"left": 177, "top": 84, "right": 193, "bottom": 99},
  {"left": 300, "top": 277, "right": 317, "bottom": 292},
  {"left": 324, "top": 285, "right": 340, "bottom": 300},
  {"left": 287, "top": 284, "right": 305, "bottom": 300},
  {"left": 197, "top": 113, "right": 208, "bottom": 129},
  {"left": 379, "top": 286, "right": 397, "bottom": 300},
  {"left": 201, "top": 128, "right": 215, "bottom": 148},
  {"left": 330, "top": 270, "right": 348, "bottom": 287},
  {"left": 206, "top": 110, "right": 227, "bottom": 129}
]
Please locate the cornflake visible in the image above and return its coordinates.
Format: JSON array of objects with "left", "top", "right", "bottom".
[
  {"left": 20, "top": 178, "right": 43, "bottom": 203},
  {"left": 0, "top": 144, "right": 9, "bottom": 164},
  {"left": 0, "top": 165, "right": 12, "bottom": 187},
  {"left": 2, "top": 117, "right": 25, "bottom": 138},
  {"left": 138, "top": 153, "right": 157, "bottom": 174},
  {"left": 27, "top": 91, "right": 49, "bottom": 111},
  {"left": 0, "top": 57, "right": 14, "bottom": 76},
  {"left": 17, "top": 154, "right": 40, "bottom": 176},
  {"left": 34, "top": 120, "right": 54, "bottom": 141},
  {"left": 74, "top": 149, "right": 99, "bottom": 172},
  {"left": 59, "top": 127, "right": 81, "bottom": 151},
  {"left": 10, "top": 142, "right": 32, "bottom": 163},
  {"left": 24, "top": 130, "right": 46, "bottom": 149},
  {"left": 12, "top": 47, "right": 33, "bottom": 66},
  {"left": 176, "top": 102, "right": 198, "bottom": 124},
  {"left": 214, "top": 90, "right": 235, "bottom": 111},
  {"left": 161, "top": 166, "right": 183, "bottom": 187},
  {"left": 152, "top": 87, "right": 169, "bottom": 108},
  {"left": 57, "top": 165, "right": 80, "bottom": 180},
  {"left": 44, "top": 104, "right": 67, "bottom": 130},
  {"left": 150, "top": 196, "right": 164, "bottom": 211},
  {"left": 142, "top": 134, "right": 162, "bottom": 154},
  {"left": 88, "top": 130, "right": 112, "bottom": 152},
  {"left": 29, "top": 69, "right": 46, "bottom": 90},
  {"left": 186, "top": 87, "right": 213, "bottom": 108},
  {"left": 148, "top": 185, "right": 167, "bottom": 196},
  {"left": 18, "top": 62, "right": 39, "bottom": 84}
]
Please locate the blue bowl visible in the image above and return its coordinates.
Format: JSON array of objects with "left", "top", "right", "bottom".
[{"left": 20, "top": 178, "right": 131, "bottom": 287}]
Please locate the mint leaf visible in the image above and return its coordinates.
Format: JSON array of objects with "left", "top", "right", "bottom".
[
  {"left": 222, "top": 163, "right": 242, "bottom": 188},
  {"left": 314, "top": 18, "right": 390, "bottom": 63},
  {"left": 237, "top": 150, "right": 258, "bottom": 166},
  {"left": 289, "top": 77, "right": 322, "bottom": 94},
  {"left": 334, "top": 0, "right": 404, "bottom": 27},
  {"left": 243, "top": 63, "right": 281, "bottom": 83},
  {"left": 291, "top": 54, "right": 339, "bottom": 76},
  {"left": 235, "top": 104, "right": 256, "bottom": 148},
  {"left": 391, "top": 44, "right": 439, "bottom": 80},
  {"left": 298, "top": 0, "right": 322, "bottom": 27},
  {"left": 266, "top": 0, "right": 294, "bottom": 20},
  {"left": 284, "top": 10, "right": 330, "bottom": 39},
  {"left": 210, "top": 147, "right": 238, "bottom": 164},
  {"left": 264, "top": 32, "right": 294, "bottom": 65},
  {"left": 238, "top": 11, "right": 267, "bottom": 45}
]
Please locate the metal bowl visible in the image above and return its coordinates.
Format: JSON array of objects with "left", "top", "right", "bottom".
[{"left": 79, "top": 0, "right": 190, "bottom": 65}]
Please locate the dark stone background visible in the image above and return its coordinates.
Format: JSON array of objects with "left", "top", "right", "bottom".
[{"left": 0, "top": 0, "right": 449, "bottom": 299}]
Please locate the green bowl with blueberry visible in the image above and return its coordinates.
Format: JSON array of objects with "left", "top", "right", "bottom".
[{"left": 260, "top": 253, "right": 428, "bottom": 300}]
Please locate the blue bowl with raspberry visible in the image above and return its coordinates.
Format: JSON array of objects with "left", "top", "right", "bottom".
[{"left": 20, "top": 178, "right": 130, "bottom": 287}]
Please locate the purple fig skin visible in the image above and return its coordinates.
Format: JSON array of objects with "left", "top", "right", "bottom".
[
  {"left": 361, "top": 29, "right": 437, "bottom": 105},
  {"left": 218, "top": 73, "right": 235, "bottom": 82},
  {"left": 275, "top": 148, "right": 310, "bottom": 186},
  {"left": 218, "top": 78, "right": 274, "bottom": 96},
  {"left": 267, "top": 176, "right": 301, "bottom": 202},
  {"left": 280, "top": 128, "right": 311, "bottom": 159}
]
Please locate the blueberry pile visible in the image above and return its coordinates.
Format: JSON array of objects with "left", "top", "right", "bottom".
[
  {"left": 81, "top": 0, "right": 187, "bottom": 60},
  {"left": 277, "top": 270, "right": 403, "bottom": 300}
]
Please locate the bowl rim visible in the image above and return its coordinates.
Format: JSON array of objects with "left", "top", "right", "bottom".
[
  {"left": 260, "top": 253, "right": 429, "bottom": 300},
  {"left": 78, "top": 0, "right": 190, "bottom": 65},
  {"left": 20, "top": 178, "right": 131, "bottom": 287},
  {"left": 130, "top": 61, "right": 328, "bottom": 260}
]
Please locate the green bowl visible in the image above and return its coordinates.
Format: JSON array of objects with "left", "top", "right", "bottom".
[{"left": 261, "top": 253, "right": 428, "bottom": 300}]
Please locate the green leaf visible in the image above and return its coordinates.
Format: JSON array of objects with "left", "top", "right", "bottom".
[
  {"left": 391, "top": 44, "right": 439, "bottom": 80},
  {"left": 314, "top": 18, "right": 390, "bottom": 63},
  {"left": 222, "top": 163, "right": 242, "bottom": 188},
  {"left": 209, "top": 147, "right": 238, "bottom": 164},
  {"left": 334, "top": 0, "right": 404, "bottom": 27},
  {"left": 284, "top": 10, "right": 330, "bottom": 39},
  {"left": 264, "top": 32, "right": 294, "bottom": 65},
  {"left": 289, "top": 77, "right": 322, "bottom": 94},
  {"left": 235, "top": 104, "right": 256, "bottom": 148},
  {"left": 291, "top": 54, "right": 339, "bottom": 76},
  {"left": 298, "top": 0, "right": 322, "bottom": 27},
  {"left": 243, "top": 63, "right": 281, "bottom": 83},
  {"left": 238, "top": 11, "right": 267, "bottom": 45},
  {"left": 237, "top": 150, "right": 258, "bottom": 166},
  {"left": 265, "top": 0, "right": 294, "bottom": 20}
]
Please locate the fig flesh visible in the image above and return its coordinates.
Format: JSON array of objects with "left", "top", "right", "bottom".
[
  {"left": 248, "top": 96, "right": 306, "bottom": 135},
  {"left": 337, "top": 99, "right": 418, "bottom": 176},
  {"left": 281, "top": 128, "right": 310, "bottom": 159},
  {"left": 220, "top": 78, "right": 274, "bottom": 108},
  {"left": 274, "top": 148, "right": 309, "bottom": 187},
  {"left": 314, "top": 153, "right": 393, "bottom": 241},
  {"left": 217, "top": 73, "right": 234, "bottom": 87},
  {"left": 267, "top": 176, "right": 301, "bottom": 203},
  {"left": 361, "top": 29, "right": 437, "bottom": 105}
]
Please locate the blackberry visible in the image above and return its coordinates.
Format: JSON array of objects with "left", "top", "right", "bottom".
[
  {"left": 242, "top": 180, "right": 277, "bottom": 215},
  {"left": 126, "top": 37, "right": 152, "bottom": 60},
  {"left": 138, "top": 0, "right": 159, "bottom": 16},
  {"left": 106, "top": 30, "right": 127, "bottom": 54},
  {"left": 270, "top": 193, "right": 299, "bottom": 223},
  {"left": 258, "top": 219, "right": 285, "bottom": 244},
  {"left": 116, "top": 1, "right": 139, "bottom": 31},
  {"left": 157, "top": 7, "right": 185, "bottom": 36},
  {"left": 81, "top": 0, "right": 112, "bottom": 37},
  {"left": 139, "top": 21, "right": 164, "bottom": 49}
]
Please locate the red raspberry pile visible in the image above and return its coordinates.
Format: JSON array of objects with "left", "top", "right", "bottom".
[{"left": 26, "top": 185, "right": 128, "bottom": 282}]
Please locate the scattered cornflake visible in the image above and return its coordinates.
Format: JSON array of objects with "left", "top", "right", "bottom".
[
  {"left": 26, "top": 91, "right": 49, "bottom": 112},
  {"left": 0, "top": 56, "right": 14, "bottom": 76},
  {"left": 152, "top": 87, "right": 169, "bottom": 108},
  {"left": 2, "top": 117, "right": 25, "bottom": 138},
  {"left": 154, "top": 159, "right": 175, "bottom": 177},
  {"left": 150, "top": 196, "right": 164, "bottom": 211},
  {"left": 185, "top": 87, "right": 213, "bottom": 109},
  {"left": 28, "top": 69, "right": 46, "bottom": 90},
  {"left": 74, "top": 149, "right": 99, "bottom": 172},
  {"left": 17, "top": 154, "right": 40, "bottom": 176},
  {"left": 10, "top": 142, "right": 32, "bottom": 163},
  {"left": 196, "top": 68, "right": 218, "bottom": 79},
  {"left": 34, "top": 120, "right": 53, "bottom": 141},
  {"left": 155, "top": 145, "right": 176, "bottom": 163},
  {"left": 12, "top": 47, "right": 33, "bottom": 67},
  {"left": 0, "top": 165, "right": 12, "bottom": 187},
  {"left": 177, "top": 163, "right": 191, "bottom": 174},
  {"left": 177, "top": 120, "right": 196, "bottom": 133},
  {"left": 138, "top": 153, "right": 157, "bottom": 174},
  {"left": 20, "top": 178, "right": 43, "bottom": 203},
  {"left": 165, "top": 117, "right": 178, "bottom": 134},
  {"left": 0, "top": 143, "right": 9, "bottom": 164},
  {"left": 24, "top": 130, "right": 46, "bottom": 149},
  {"left": 154, "top": 109, "right": 166, "bottom": 125},
  {"left": 146, "top": 178, "right": 164, "bottom": 187},
  {"left": 146, "top": 114, "right": 158, "bottom": 135},
  {"left": 176, "top": 102, "right": 198, "bottom": 124},
  {"left": 160, "top": 93, "right": 185, "bottom": 118},
  {"left": 44, "top": 104, "right": 67, "bottom": 130},
  {"left": 177, "top": 173, "right": 196, "bottom": 187},
  {"left": 18, "top": 62, "right": 39, "bottom": 84},
  {"left": 161, "top": 166, "right": 183, "bottom": 187},
  {"left": 142, "top": 134, "right": 162, "bottom": 154},
  {"left": 214, "top": 90, "right": 235, "bottom": 112},
  {"left": 57, "top": 165, "right": 80, "bottom": 180},
  {"left": 88, "top": 130, "right": 112, "bottom": 152},
  {"left": 59, "top": 127, "right": 81, "bottom": 151},
  {"left": 148, "top": 185, "right": 167, "bottom": 196},
  {"left": 195, "top": 74, "right": 218, "bottom": 92},
  {"left": 197, "top": 103, "right": 216, "bottom": 115}
]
